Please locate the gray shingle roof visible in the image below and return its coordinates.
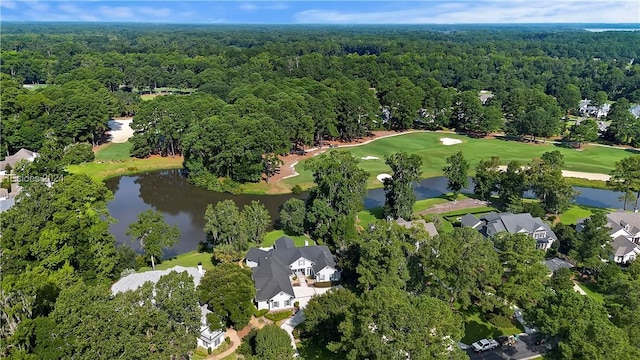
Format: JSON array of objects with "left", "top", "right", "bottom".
[
  {"left": 250, "top": 241, "right": 337, "bottom": 301},
  {"left": 607, "top": 212, "right": 640, "bottom": 235},
  {"left": 611, "top": 235, "right": 640, "bottom": 257},
  {"left": 544, "top": 257, "right": 574, "bottom": 272},
  {"left": 396, "top": 218, "right": 439, "bottom": 237},
  {"left": 462, "top": 212, "right": 557, "bottom": 246},
  {"left": 274, "top": 236, "right": 295, "bottom": 249},
  {"left": 460, "top": 214, "right": 482, "bottom": 229}
]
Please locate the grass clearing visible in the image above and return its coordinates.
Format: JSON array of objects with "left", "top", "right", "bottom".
[
  {"left": 262, "top": 230, "right": 314, "bottom": 247},
  {"left": 461, "top": 308, "right": 525, "bottom": 344},
  {"left": 283, "top": 132, "right": 631, "bottom": 191},
  {"left": 577, "top": 281, "right": 605, "bottom": 304},
  {"left": 558, "top": 205, "right": 610, "bottom": 225},
  {"left": 67, "top": 156, "right": 183, "bottom": 181},
  {"left": 412, "top": 197, "right": 452, "bottom": 213},
  {"left": 95, "top": 142, "right": 133, "bottom": 161},
  {"left": 140, "top": 250, "right": 214, "bottom": 272}
]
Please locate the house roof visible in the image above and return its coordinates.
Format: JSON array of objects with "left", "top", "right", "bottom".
[
  {"left": 396, "top": 218, "right": 439, "bottom": 237},
  {"left": 274, "top": 236, "right": 295, "bottom": 249},
  {"left": 463, "top": 212, "right": 557, "bottom": 245},
  {"left": 460, "top": 214, "right": 482, "bottom": 229},
  {"left": 0, "top": 148, "right": 38, "bottom": 170},
  {"left": 111, "top": 265, "right": 203, "bottom": 294},
  {"left": 607, "top": 212, "right": 640, "bottom": 236},
  {"left": 249, "top": 240, "right": 337, "bottom": 301},
  {"left": 611, "top": 235, "right": 640, "bottom": 257},
  {"left": 544, "top": 257, "right": 574, "bottom": 272}
]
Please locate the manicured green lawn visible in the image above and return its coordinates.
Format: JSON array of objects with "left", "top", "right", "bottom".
[
  {"left": 67, "top": 156, "right": 183, "bottom": 181},
  {"left": 461, "top": 309, "right": 525, "bottom": 344},
  {"left": 412, "top": 197, "right": 454, "bottom": 213},
  {"left": 262, "top": 230, "right": 314, "bottom": 247},
  {"left": 558, "top": 205, "right": 610, "bottom": 225},
  {"left": 577, "top": 281, "right": 605, "bottom": 304},
  {"left": 95, "top": 142, "right": 133, "bottom": 161},
  {"left": 283, "top": 132, "right": 631, "bottom": 191},
  {"left": 140, "top": 251, "right": 214, "bottom": 272}
]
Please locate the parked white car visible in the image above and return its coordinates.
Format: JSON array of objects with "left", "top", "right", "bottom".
[{"left": 471, "top": 338, "right": 499, "bottom": 352}]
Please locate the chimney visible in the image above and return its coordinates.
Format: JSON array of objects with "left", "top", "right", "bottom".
[
  {"left": 304, "top": 239, "right": 308, "bottom": 247},
  {"left": 197, "top": 262, "right": 203, "bottom": 274}
]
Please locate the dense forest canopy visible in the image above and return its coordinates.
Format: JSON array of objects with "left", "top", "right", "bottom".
[{"left": 2, "top": 24, "right": 639, "bottom": 183}]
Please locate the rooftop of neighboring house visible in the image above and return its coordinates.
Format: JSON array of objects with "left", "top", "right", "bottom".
[
  {"left": 246, "top": 236, "right": 337, "bottom": 301},
  {"left": 461, "top": 212, "right": 556, "bottom": 245},
  {"left": 111, "top": 265, "right": 203, "bottom": 294},
  {"left": 544, "top": 257, "right": 574, "bottom": 273},
  {"left": 606, "top": 211, "right": 640, "bottom": 235},
  {"left": 0, "top": 148, "right": 39, "bottom": 170},
  {"left": 395, "top": 217, "right": 439, "bottom": 237},
  {"left": 611, "top": 235, "right": 640, "bottom": 257}
]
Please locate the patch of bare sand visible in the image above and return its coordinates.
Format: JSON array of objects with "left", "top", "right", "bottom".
[
  {"left": 107, "top": 118, "right": 134, "bottom": 143},
  {"left": 496, "top": 166, "right": 610, "bottom": 181}
]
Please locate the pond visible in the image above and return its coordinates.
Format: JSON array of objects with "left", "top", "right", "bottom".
[{"left": 106, "top": 170, "right": 624, "bottom": 257}]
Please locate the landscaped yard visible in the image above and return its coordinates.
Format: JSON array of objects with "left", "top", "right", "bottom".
[
  {"left": 282, "top": 132, "right": 631, "bottom": 191},
  {"left": 262, "top": 230, "right": 314, "bottom": 248},
  {"left": 576, "top": 281, "right": 605, "bottom": 304},
  {"left": 67, "top": 155, "right": 183, "bottom": 181},
  {"left": 557, "top": 205, "right": 610, "bottom": 225},
  {"left": 460, "top": 308, "right": 525, "bottom": 344},
  {"left": 94, "top": 142, "right": 133, "bottom": 161},
  {"left": 140, "top": 250, "right": 215, "bottom": 272}
]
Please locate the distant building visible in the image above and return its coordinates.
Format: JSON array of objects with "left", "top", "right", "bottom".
[
  {"left": 461, "top": 212, "right": 557, "bottom": 250},
  {"left": 395, "top": 217, "right": 439, "bottom": 250},
  {"left": 630, "top": 105, "right": 640, "bottom": 119},
  {"left": 544, "top": 257, "right": 574, "bottom": 274},
  {"left": 111, "top": 265, "right": 226, "bottom": 351},
  {"left": 578, "top": 99, "right": 610, "bottom": 118}
]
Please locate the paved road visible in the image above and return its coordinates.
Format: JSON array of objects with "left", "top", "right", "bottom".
[{"left": 466, "top": 335, "right": 548, "bottom": 360}]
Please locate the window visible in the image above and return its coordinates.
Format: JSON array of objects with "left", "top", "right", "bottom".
[
  {"left": 298, "top": 259, "right": 304, "bottom": 266},
  {"left": 272, "top": 301, "right": 279, "bottom": 308},
  {"left": 285, "top": 299, "right": 291, "bottom": 307},
  {"left": 214, "top": 338, "right": 220, "bottom": 346},
  {"left": 318, "top": 274, "right": 325, "bottom": 281}
]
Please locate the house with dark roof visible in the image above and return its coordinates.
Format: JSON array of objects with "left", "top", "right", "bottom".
[
  {"left": 577, "top": 212, "right": 640, "bottom": 264},
  {"left": 544, "top": 257, "right": 574, "bottom": 274},
  {"left": 245, "top": 236, "right": 340, "bottom": 311},
  {"left": 111, "top": 265, "right": 226, "bottom": 351},
  {"left": 461, "top": 212, "right": 557, "bottom": 250}
]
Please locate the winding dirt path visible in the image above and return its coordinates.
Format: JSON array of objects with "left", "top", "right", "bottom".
[{"left": 206, "top": 328, "right": 241, "bottom": 360}]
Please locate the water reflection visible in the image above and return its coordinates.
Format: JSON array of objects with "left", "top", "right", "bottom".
[{"left": 106, "top": 170, "right": 624, "bottom": 257}]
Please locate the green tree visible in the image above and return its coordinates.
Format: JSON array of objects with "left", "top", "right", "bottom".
[
  {"left": 577, "top": 213, "right": 614, "bottom": 268},
  {"left": 242, "top": 201, "right": 270, "bottom": 246},
  {"left": 383, "top": 152, "right": 423, "bottom": 219},
  {"left": 126, "top": 209, "right": 179, "bottom": 270},
  {"left": 279, "top": 198, "right": 306, "bottom": 236},
  {"left": 568, "top": 119, "right": 599, "bottom": 148},
  {"left": 473, "top": 156, "right": 501, "bottom": 201},
  {"left": 494, "top": 233, "right": 549, "bottom": 306},
  {"left": 197, "top": 263, "right": 255, "bottom": 329},
  {"left": 304, "top": 151, "right": 368, "bottom": 250},
  {"left": 61, "top": 143, "right": 95, "bottom": 165},
  {"left": 299, "top": 288, "right": 358, "bottom": 348},
  {"left": 443, "top": 151, "right": 469, "bottom": 200},
  {"left": 204, "top": 200, "right": 248, "bottom": 251},
  {"left": 606, "top": 98, "right": 640, "bottom": 147},
  {"left": 255, "top": 325, "right": 295, "bottom": 360},
  {"left": 557, "top": 84, "right": 581, "bottom": 114},
  {"left": 608, "top": 155, "right": 640, "bottom": 210},
  {"left": 330, "top": 287, "right": 467, "bottom": 360},
  {"left": 411, "top": 228, "right": 503, "bottom": 312},
  {"left": 527, "top": 153, "right": 576, "bottom": 214}
]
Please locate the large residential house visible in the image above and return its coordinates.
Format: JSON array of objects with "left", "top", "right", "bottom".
[
  {"left": 246, "top": 236, "right": 340, "bottom": 311},
  {"left": 578, "top": 212, "right": 640, "bottom": 264},
  {"left": 111, "top": 265, "right": 226, "bottom": 351},
  {"left": 461, "top": 212, "right": 557, "bottom": 250},
  {"left": 578, "top": 99, "right": 610, "bottom": 118}
]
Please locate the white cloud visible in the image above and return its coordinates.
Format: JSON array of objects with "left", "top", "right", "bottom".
[
  {"left": 239, "top": 3, "right": 258, "bottom": 11},
  {"left": 138, "top": 7, "right": 172, "bottom": 18},
  {"left": 99, "top": 6, "right": 134, "bottom": 19},
  {"left": 294, "top": 0, "right": 640, "bottom": 24},
  {"left": 1, "top": 1, "right": 17, "bottom": 10}
]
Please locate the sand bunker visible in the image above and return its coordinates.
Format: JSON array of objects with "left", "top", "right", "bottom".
[
  {"left": 496, "top": 166, "right": 611, "bottom": 181},
  {"left": 440, "top": 137, "right": 462, "bottom": 146},
  {"left": 361, "top": 156, "right": 380, "bottom": 160},
  {"left": 377, "top": 173, "right": 392, "bottom": 182},
  {"left": 107, "top": 119, "right": 134, "bottom": 143}
]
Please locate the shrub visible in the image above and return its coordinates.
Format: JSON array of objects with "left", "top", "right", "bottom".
[
  {"left": 225, "top": 336, "right": 231, "bottom": 344},
  {"left": 294, "top": 301, "right": 300, "bottom": 309},
  {"left": 264, "top": 310, "right": 293, "bottom": 322},
  {"left": 313, "top": 281, "right": 333, "bottom": 288},
  {"left": 291, "top": 184, "right": 303, "bottom": 194},
  {"left": 254, "top": 309, "right": 269, "bottom": 317},
  {"left": 488, "top": 314, "right": 513, "bottom": 329}
]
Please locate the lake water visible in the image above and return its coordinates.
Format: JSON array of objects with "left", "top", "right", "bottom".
[{"left": 106, "top": 170, "right": 624, "bottom": 257}]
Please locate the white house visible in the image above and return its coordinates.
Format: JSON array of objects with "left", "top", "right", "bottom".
[
  {"left": 111, "top": 265, "right": 226, "bottom": 351},
  {"left": 577, "top": 212, "right": 640, "bottom": 264},
  {"left": 246, "top": 236, "right": 340, "bottom": 311}
]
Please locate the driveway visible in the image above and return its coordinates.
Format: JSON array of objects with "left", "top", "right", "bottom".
[{"left": 466, "top": 334, "right": 548, "bottom": 360}]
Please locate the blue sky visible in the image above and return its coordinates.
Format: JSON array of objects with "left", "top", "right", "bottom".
[{"left": 1, "top": 1, "right": 638, "bottom": 24}]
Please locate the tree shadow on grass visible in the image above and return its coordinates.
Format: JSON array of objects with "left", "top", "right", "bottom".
[{"left": 462, "top": 320, "right": 505, "bottom": 344}]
